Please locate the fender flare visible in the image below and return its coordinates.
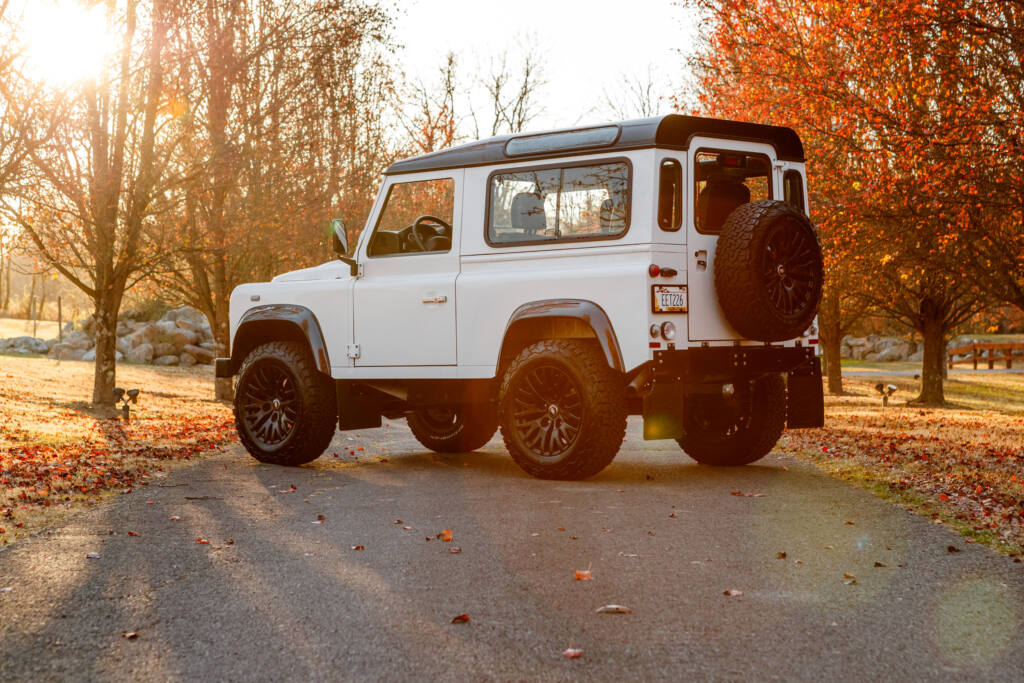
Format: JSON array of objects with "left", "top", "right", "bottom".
[
  {"left": 219, "top": 304, "right": 331, "bottom": 377},
  {"left": 501, "top": 299, "right": 624, "bottom": 372}
]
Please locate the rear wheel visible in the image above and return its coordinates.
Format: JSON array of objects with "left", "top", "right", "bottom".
[
  {"left": 407, "top": 404, "right": 498, "bottom": 453},
  {"left": 234, "top": 341, "right": 336, "bottom": 466},
  {"left": 499, "top": 339, "right": 626, "bottom": 480},
  {"left": 677, "top": 374, "right": 786, "bottom": 466}
]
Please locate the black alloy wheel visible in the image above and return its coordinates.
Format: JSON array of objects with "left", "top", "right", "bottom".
[
  {"left": 763, "top": 220, "right": 820, "bottom": 317},
  {"left": 508, "top": 363, "right": 584, "bottom": 460},
  {"left": 239, "top": 360, "right": 300, "bottom": 450}
]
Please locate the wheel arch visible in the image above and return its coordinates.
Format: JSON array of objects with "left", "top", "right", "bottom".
[
  {"left": 225, "top": 305, "right": 331, "bottom": 376},
  {"left": 496, "top": 299, "right": 624, "bottom": 376}
]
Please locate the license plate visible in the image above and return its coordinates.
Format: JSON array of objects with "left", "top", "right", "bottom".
[{"left": 652, "top": 285, "right": 687, "bottom": 313}]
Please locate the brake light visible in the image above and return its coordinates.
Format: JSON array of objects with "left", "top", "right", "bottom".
[{"left": 648, "top": 264, "right": 660, "bottom": 277}]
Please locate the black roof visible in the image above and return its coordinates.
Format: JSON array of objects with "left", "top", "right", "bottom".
[{"left": 385, "top": 114, "right": 804, "bottom": 175}]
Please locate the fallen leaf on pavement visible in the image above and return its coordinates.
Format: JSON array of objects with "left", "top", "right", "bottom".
[
  {"left": 574, "top": 569, "right": 592, "bottom": 581},
  {"left": 278, "top": 485, "right": 297, "bottom": 494},
  {"left": 843, "top": 573, "right": 854, "bottom": 579},
  {"left": 874, "top": 561, "right": 887, "bottom": 567},
  {"left": 121, "top": 631, "right": 139, "bottom": 640},
  {"left": 845, "top": 521, "right": 856, "bottom": 525},
  {"left": 127, "top": 531, "right": 139, "bottom": 537},
  {"left": 351, "top": 545, "right": 364, "bottom": 551},
  {"left": 844, "top": 579, "right": 858, "bottom": 586},
  {"left": 449, "top": 547, "right": 461, "bottom": 554},
  {"left": 730, "top": 490, "right": 744, "bottom": 496},
  {"left": 562, "top": 648, "right": 583, "bottom": 659},
  {"left": 0, "top": 587, "right": 12, "bottom": 593},
  {"left": 86, "top": 552, "right": 100, "bottom": 559},
  {"left": 948, "top": 545, "right": 961, "bottom": 553},
  {"left": 776, "top": 552, "right": 787, "bottom": 559},
  {"left": 317, "top": 514, "right": 325, "bottom": 521},
  {"left": 618, "top": 552, "right": 639, "bottom": 558},
  {"left": 196, "top": 537, "right": 209, "bottom": 544},
  {"left": 824, "top": 545, "right": 834, "bottom": 550},
  {"left": 450, "top": 613, "right": 470, "bottom": 623},
  {"left": 168, "top": 516, "right": 181, "bottom": 521},
  {"left": 439, "top": 529, "right": 453, "bottom": 542},
  {"left": 595, "top": 604, "right": 632, "bottom": 614},
  {"left": 722, "top": 589, "right": 743, "bottom": 597}
]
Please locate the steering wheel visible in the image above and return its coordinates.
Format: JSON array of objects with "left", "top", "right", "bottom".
[{"left": 408, "top": 215, "right": 451, "bottom": 252}]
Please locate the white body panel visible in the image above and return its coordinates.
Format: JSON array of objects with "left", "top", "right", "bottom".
[{"left": 228, "top": 143, "right": 812, "bottom": 381}]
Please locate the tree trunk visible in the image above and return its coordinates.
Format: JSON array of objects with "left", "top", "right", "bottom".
[
  {"left": 917, "top": 316, "right": 946, "bottom": 406},
  {"left": 91, "top": 295, "right": 119, "bottom": 405},
  {"left": 819, "top": 288, "right": 844, "bottom": 394}
]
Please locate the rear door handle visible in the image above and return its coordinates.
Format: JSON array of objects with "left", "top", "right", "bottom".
[{"left": 421, "top": 295, "right": 447, "bottom": 304}]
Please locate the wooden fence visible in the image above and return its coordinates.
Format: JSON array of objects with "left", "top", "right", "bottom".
[{"left": 947, "top": 342, "right": 1024, "bottom": 370}]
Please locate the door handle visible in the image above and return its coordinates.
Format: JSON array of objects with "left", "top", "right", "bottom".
[{"left": 421, "top": 295, "right": 448, "bottom": 304}]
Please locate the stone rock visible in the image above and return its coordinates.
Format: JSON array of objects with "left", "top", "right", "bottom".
[
  {"left": 198, "top": 341, "right": 217, "bottom": 351},
  {"left": 153, "top": 342, "right": 176, "bottom": 357},
  {"left": 7, "top": 336, "right": 49, "bottom": 355},
  {"left": 116, "top": 337, "right": 133, "bottom": 356},
  {"left": 183, "top": 344, "right": 215, "bottom": 363},
  {"left": 116, "top": 320, "right": 132, "bottom": 337},
  {"left": 164, "top": 306, "right": 206, "bottom": 326},
  {"left": 61, "top": 321, "right": 75, "bottom": 336},
  {"left": 155, "top": 320, "right": 178, "bottom": 337},
  {"left": 82, "top": 349, "right": 96, "bottom": 362},
  {"left": 126, "top": 343, "right": 154, "bottom": 364},
  {"left": 153, "top": 355, "right": 179, "bottom": 366},
  {"left": 59, "top": 348, "right": 88, "bottom": 361},
  {"left": 179, "top": 352, "right": 197, "bottom": 367},
  {"left": 170, "top": 329, "right": 199, "bottom": 350},
  {"left": 64, "top": 331, "right": 93, "bottom": 351}
]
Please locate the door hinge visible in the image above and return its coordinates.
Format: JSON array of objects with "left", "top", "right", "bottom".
[{"left": 347, "top": 344, "right": 360, "bottom": 359}]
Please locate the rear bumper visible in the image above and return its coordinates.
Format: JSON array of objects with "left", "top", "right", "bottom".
[{"left": 641, "top": 345, "right": 823, "bottom": 439}]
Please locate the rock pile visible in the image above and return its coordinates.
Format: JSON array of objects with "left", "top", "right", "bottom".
[
  {"left": 841, "top": 335, "right": 922, "bottom": 362},
  {"left": 0, "top": 306, "right": 217, "bottom": 367}
]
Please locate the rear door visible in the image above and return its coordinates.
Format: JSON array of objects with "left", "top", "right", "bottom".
[{"left": 686, "top": 138, "right": 777, "bottom": 341}]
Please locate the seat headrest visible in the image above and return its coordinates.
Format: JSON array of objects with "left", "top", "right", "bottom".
[
  {"left": 511, "top": 192, "right": 547, "bottom": 233},
  {"left": 599, "top": 198, "right": 625, "bottom": 232},
  {"left": 697, "top": 181, "right": 750, "bottom": 230}
]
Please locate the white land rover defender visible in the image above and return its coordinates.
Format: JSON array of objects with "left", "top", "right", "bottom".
[{"left": 216, "top": 115, "right": 825, "bottom": 480}]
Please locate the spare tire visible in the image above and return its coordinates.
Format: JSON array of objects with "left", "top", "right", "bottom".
[{"left": 714, "top": 200, "right": 823, "bottom": 341}]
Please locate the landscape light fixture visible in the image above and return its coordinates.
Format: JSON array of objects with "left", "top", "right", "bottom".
[
  {"left": 874, "top": 383, "right": 898, "bottom": 406},
  {"left": 113, "top": 387, "right": 141, "bottom": 420}
]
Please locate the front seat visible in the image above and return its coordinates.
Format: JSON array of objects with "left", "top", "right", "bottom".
[
  {"left": 510, "top": 192, "right": 547, "bottom": 236},
  {"left": 697, "top": 181, "right": 750, "bottom": 231}
]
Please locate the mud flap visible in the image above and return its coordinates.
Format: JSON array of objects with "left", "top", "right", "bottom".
[
  {"left": 642, "top": 381, "right": 685, "bottom": 440},
  {"left": 786, "top": 357, "right": 824, "bottom": 429},
  {"left": 336, "top": 381, "right": 383, "bottom": 431}
]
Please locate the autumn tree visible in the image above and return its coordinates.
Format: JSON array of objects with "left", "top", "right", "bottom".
[
  {"left": 4, "top": 0, "right": 174, "bottom": 404},
  {"left": 686, "top": 0, "right": 1016, "bottom": 404},
  {"left": 157, "top": 0, "right": 394, "bottom": 399}
]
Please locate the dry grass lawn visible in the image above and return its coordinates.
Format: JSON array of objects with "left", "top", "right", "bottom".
[
  {"left": 0, "top": 316, "right": 60, "bottom": 340},
  {"left": 0, "top": 354, "right": 235, "bottom": 545},
  {"left": 779, "top": 371, "right": 1024, "bottom": 558}
]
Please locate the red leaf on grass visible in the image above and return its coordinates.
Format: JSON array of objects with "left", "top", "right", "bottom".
[{"left": 450, "top": 613, "right": 470, "bottom": 623}]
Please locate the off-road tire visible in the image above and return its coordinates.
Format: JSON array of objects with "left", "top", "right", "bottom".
[
  {"left": 499, "top": 339, "right": 626, "bottom": 480},
  {"left": 234, "top": 341, "right": 336, "bottom": 466},
  {"left": 677, "top": 373, "right": 786, "bottom": 466},
  {"left": 715, "top": 200, "right": 823, "bottom": 341},
  {"left": 407, "top": 404, "right": 498, "bottom": 453}
]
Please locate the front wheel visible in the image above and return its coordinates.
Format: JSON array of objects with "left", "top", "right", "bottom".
[
  {"left": 677, "top": 374, "right": 786, "bottom": 466},
  {"left": 499, "top": 339, "right": 626, "bottom": 480},
  {"left": 234, "top": 341, "right": 337, "bottom": 466},
  {"left": 407, "top": 404, "right": 498, "bottom": 453}
]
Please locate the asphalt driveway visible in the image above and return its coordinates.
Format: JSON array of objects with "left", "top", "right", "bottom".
[{"left": 1, "top": 417, "right": 1022, "bottom": 681}]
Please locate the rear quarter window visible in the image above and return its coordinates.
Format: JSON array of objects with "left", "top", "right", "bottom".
[{"left": 487, "top": 160, "right": 631, "bottom": 246}]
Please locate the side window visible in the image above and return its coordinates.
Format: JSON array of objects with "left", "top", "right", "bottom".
[
  {"left": 488, "top": 161, "right": 630, "bottom": 245},
  {"left": 694, "top": 150, "right": 772, "bottom": 234},
  {"left": 368, "top": 178, "right": 454, "bottom": 256},
  {"left": 658, "top": 158, "right": 682, "bottom": 231},
  {"left": 784, "top": 170, "right": 805, "bottom": 214}
]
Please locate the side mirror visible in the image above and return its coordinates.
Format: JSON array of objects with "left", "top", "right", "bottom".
[
  {"left": 331, "top": 218, "right": 349, "bottom": 256},
  {"left": 330, "top": 217, "right": 359, "bottom": 277}
]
